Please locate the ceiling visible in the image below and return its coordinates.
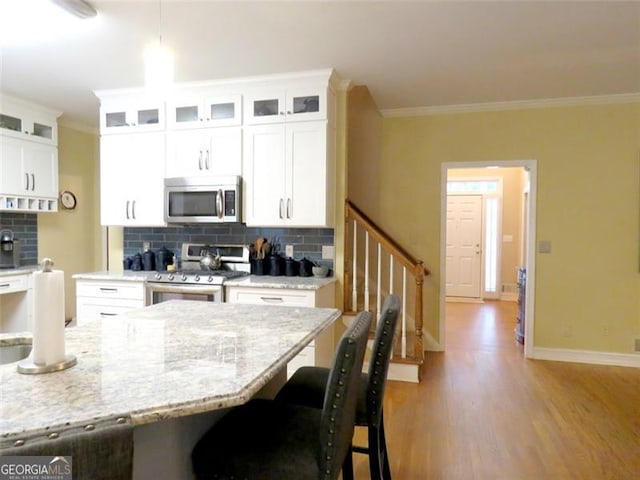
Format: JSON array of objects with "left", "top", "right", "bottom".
[{"left": 1, "top": 1, "right": 638, "bottom": 129}]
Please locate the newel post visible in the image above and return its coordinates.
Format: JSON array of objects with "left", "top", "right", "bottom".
[{"left": 414, "top": 261, "right": 425, "bottom": 362}]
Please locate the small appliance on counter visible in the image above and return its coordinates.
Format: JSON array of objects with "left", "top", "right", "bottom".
[{"left": 0, "top": 230, "right": 20, "bottom": 269}]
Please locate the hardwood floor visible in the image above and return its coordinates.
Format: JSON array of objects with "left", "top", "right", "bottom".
[{"left": 352, "top": 301, "right": 640, "bottom": 479}]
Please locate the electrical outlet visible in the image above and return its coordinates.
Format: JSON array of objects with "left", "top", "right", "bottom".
[
  {"left": 285, "top": 245, "right": 294, "bottom": 258},
  {"left": 322, "top": 245, "right": 334, "bottom": 260},
  {"left": 602, "top": 325, "right": 610, "bottom": 336},
  {"left": 143, "top": 241, "right": 150, "bottom": 251}
]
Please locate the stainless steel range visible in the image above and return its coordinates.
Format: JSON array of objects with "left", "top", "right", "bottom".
[{"left": 146, "top": 243, "right": 250, "bottom": 304}]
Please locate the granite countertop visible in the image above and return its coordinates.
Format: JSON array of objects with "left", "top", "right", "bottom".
[
  {"left": 72, "top": 271, "right": 336, "bottom": 290},
  {"left": 0, "top": 266, "right": 39, "bottom": 277},
  {"left": 0, "top": 300, "right": 341, "bottom": 444},
  {"left": 72, "top": 270, "right": 151, "bottom": 282},
  {"left": 224, "top": 275, "right": 336, "bottom": 290}
]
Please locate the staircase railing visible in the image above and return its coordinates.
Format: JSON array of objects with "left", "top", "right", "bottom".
[{"left": 343, "top": 200, "right": 430, "bottom": 364}]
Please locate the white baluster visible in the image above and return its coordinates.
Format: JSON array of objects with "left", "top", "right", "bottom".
[
  {"left": 376, "top": 243, "right": 382, "bottom": 323},
  {"left": 389, "top": 256, "right": 394, "bottom": 294},
  {"left": 352, "top": 220, "right": 357, "bottom": 311},
  {"left": 402, "top": 267, "right": 407, "bottom": 358},
  {"left": 364, "top": 231, "right": 370, "bottom": 312}
]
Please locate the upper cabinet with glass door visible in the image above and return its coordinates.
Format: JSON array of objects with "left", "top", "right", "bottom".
[
  {"left": 167, "top": 94, "right": 242, "bottom": 129},
  {"left": 99, "top": 98, "right": 165, "bottom": 134},
  {"left": 244, "top": 87, "right": 327, "bottom": 125},
  {"left": 0, "top": 94, "right": 59, "bottom": 146}
]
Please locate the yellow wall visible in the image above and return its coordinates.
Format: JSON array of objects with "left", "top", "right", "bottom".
[
  {"left": 347, "top": 86, "right": 384, "bottom": 222},
  {"left": 373, "top": 102, "right": 640, "bottom": 354},
  {"left": 448, "top": 167, "right": 525, "bottom": 287},
  {"left": 38, "top": 125, "right": 101, "bottom": 320}
]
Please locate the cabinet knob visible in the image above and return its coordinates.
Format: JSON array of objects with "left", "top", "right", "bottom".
[
  {"left": 279, "top": 111, "right": 285, "bottom": 116},
  {"left": 287, "top": 111, "right": 292, "bottom": 115}
]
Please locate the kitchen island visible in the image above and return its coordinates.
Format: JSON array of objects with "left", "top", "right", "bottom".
[{"left": 0, "top": 300, "right": 341, "bottom": 479}]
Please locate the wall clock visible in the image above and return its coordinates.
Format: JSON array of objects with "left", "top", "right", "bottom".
[{"left": 60, "top": 190, "right": 77, "bottom": 210}]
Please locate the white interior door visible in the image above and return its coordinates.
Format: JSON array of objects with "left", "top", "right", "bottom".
[{"left": 446, "top": 195, "right": 482, "bottom": 298}]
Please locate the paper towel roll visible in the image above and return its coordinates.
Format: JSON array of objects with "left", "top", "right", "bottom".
[{"left": 31, "top": 269, "right": 66, "bottom": 366}]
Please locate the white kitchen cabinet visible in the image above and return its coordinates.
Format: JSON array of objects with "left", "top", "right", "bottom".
[
  {"left": 167, "top": 94, "right": 242, "bottom": 129},
  {"left": 99, "top": 99, "right": 164, "bottom": 134},
  {"left": 165, "top": 127, "right": 241, "bottom": 177},
  {"left": 100, "top": 132, "right": 166, "bottom": 226},
  {"left": 0, "top": 273, "right": 32, "bottom": 333},
  {"left": 75, "top": 279, "right": 146, "bottom": 325},
  {"left": 1, "top": 135, "right": 59, "bottom": 212},
  {"left": 244, "top": 121, "right": 333, "bottom": 227},
  {"left": 0, "top": 95, "right": 60, "bottom": 212},
  {"left": 225, "top": 282, "right": 335, "bottom": 378},
  {"left": 244, "top": 87, "right": 326, "bottom": 125}
]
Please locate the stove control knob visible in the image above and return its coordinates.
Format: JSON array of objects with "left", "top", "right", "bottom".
[
  {"left": 168, "top": 274, "right": 175, "bottom": 281},
  {"left": 194, "top": 274, "right": 200, "bottom": 282},
  {"left": 181, "top": 274, "right": 188, "bottom": 282},
  {"left": 207, "top": 275, "right": 214, "bottom": 283},
  {"left": 155, "top": 273, "right": 161, "bottom": 280}
]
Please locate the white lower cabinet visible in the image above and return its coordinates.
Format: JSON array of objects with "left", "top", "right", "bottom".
[
  {"left": 225, "top": 283, "right": 335, "bottom": 378},
  {"left": 75, "top": 280, "right": 146, "bottom": 325},
  {"left": 0, "top": 273, "right": 32, "bottom": 333}
]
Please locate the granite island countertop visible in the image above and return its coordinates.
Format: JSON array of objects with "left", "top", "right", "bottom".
[{"left": 0, "top": 300, "right": 341, "bottom": 445}]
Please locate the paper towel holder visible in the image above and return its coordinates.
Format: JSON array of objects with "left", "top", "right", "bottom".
[{"left": 17, "top": 258, "right": 77, "bottom": 375}]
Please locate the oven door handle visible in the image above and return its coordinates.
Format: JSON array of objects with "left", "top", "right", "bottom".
[{"left": 147, "top": 284, "right": 222, "bottom": 295}]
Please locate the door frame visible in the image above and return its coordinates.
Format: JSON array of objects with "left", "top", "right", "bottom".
[{"left": 440, "top": 160, "right": 537, "bottom": 357}]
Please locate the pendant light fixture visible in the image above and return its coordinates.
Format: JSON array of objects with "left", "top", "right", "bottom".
[
  {"left": 144, "top": 0, "right": 174, "bottom": 91},
  {"left": 49, "top": 0, "right": 97, "bottom": 19}
]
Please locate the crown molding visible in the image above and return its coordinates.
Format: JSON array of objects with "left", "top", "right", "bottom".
[
  {"left": 58, "top": 118, "right": 98, "bottom": 135},
  {"left": 380, "top": 93, "right": 640, "bottom": 118}
]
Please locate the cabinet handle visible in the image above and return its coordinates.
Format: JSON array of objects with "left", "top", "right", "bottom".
[
  {"left": 287, "top": 111, "right": 292, "bottom": 115},
  {"left": 279, "top": 199, "right": 284, "bottom": 219},
  {"left": 260, "top": 296, "right": 284, "bottom": 303},
  {"left": 99, "top": 287, "right": 118, "bottom": 292},
  {"left": 205, "top": 150, "right": 210, "bottom": 170},
  {"left": 31, "top": 173, "right": 35, "bottom": 191},
  {"left": 198, "top": 150, "right": 203, "bottom": 170},
  {"left": 99, "top": 312, "right": 117, "bottom": 317},
  {"left": 286, "top": 198, "right": 292, "bottom": 219},
  {"left": 0, "top": 283, "right": 10, "bottom": 288},
  {"left": 25, "top": 173, "right": 29, "bottom": 191},
  {"left": 126, "top": 201, "right": 130, "bottom": 219},
  {"left": 279, "top": 111, "right": 285, "bottom": 116},
  {"left": 132, "top": 200, "right": 136, "bottom": 219}
]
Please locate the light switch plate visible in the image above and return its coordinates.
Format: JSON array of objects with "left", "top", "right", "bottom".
[{"left": 538, "top": 240, "right": 552, "bottom": 254}]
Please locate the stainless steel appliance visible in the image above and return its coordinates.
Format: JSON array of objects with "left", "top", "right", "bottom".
[
  {"left": 165, "top": 176, "right": 241, "bottom": 224},
  {"left": 0, "top": 231, "right": 20, "bottom": 269},
  {"left": 146, "top": 243, "right": 250, "bottom": 305}
]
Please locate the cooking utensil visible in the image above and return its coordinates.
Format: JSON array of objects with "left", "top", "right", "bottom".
[{"left": 255, "top": 238, "right": 265, "bottom": 259}]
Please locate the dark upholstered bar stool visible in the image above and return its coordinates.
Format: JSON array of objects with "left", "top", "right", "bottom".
[
  {"left": 191, "top": 311, "right": 372, "bottom": 480},
  {"left": 276, "top": 294, "right": 401, "bottom": 480}
]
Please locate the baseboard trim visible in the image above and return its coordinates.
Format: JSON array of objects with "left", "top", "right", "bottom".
[
  {"left": 446, "top": 297, "right": 484, "bottom": 304},
  {"left": 387, "top": 362, "right": 420, "bottom": 383},
  {"left": 423, "top": 328, "right": 443, "bottom": 352},
  {"left": 532, "top": 347, "right": 640, "bottom": 368},
  {"left": 499, "top": 293, "right": 518, "bottom": 302}
]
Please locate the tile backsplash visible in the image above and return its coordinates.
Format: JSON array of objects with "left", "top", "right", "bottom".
[
  {"left": 124, "top": 225, "right": 334, "bottom": 270},
  {"left": 0, "top": 213, "right": 38, "bottom": 266}
]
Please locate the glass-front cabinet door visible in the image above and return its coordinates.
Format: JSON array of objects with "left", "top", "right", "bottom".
[
  {"left": 100, "top": 101, "right": 164, "bottom": 134},
  {"left": 244, "top": 91, "right": 286, "bottom": 125},
  {"left": 244, "top": 89, "right": 326, "bottom": 124},
  {"left": 0, "top": 111, "right": 57, "bottom": 144},
  {"left": 168, "top": 95, "right": 241, "bottom": 129},
  {"left": 285, "top": 88, "right": 326, "bottom": 122}
]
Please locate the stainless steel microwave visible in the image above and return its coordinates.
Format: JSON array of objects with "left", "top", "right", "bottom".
[{"left": 164, "top": 176, "right": 242, "bottom": 224}]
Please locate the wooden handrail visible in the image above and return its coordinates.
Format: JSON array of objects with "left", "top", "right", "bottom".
[
  {"left": 345, "top": 200, "right": 430, "bottom": 276},
  {"left": 344, "top": 199, "right": 430, "bottom": 364}
]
